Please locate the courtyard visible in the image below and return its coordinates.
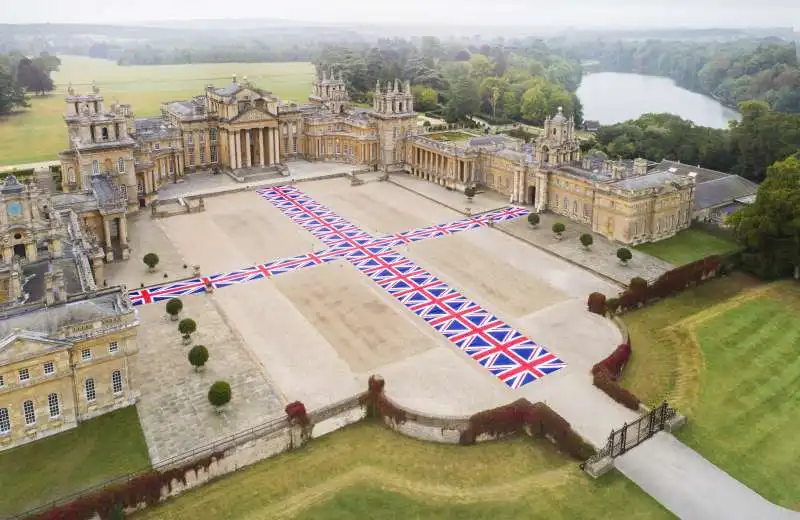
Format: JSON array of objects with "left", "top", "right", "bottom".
[{"left": 106, "top": 174, "right": 630, "bottom": 462}]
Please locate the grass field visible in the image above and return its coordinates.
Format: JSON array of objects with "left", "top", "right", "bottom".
[
  {"left": 0, "top": 406, "right": 150, "bottom": 516},
  {"left": 135, "top": 422, "right": 670, "bottom": 520},
  {"left": 634, "top": 228, "right": 740, "bottom": 265},
  {"left": 0, "top": 55, "right": 315, "bottom": 166},
  {"left": 620, "top": 274, "right": 800, "bottom": 510}
]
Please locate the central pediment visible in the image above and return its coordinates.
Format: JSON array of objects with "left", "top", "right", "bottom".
[
  {"left": 0, "top": 331, "right": 71, "bottom": 365},
  {"left": 230, "top": 108, "right": 275, "bottom": 124}
]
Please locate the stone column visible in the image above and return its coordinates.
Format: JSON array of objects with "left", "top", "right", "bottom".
[
  {"left": 234, "top": 130, "right": 242, "bottom": 169},
  {"left": 228, "top": 130, "right": 236, "bottom": 168},
  {"left": 245, "top": 129, "right": 252, "bottom": 168},
  {"left": 120, "top": 215, "right": 128, "bottom": 245},
  {"left": 268, "top": 128, "right": 276, "bottom": 165},
  {"left": 273, "top": 127, "right": 280, "bottom": 164},
  {"left": 258, "top": 128, "right": 266, "bottom": 167},
  {"left": 103, "top": 218, "right": 113, "bottom": 261},
  {"left": 25, "top": 242, "right": 37, "bottom": 262},
  {"left": 92, "top": 257, "right": 104, "bottom": 286}
]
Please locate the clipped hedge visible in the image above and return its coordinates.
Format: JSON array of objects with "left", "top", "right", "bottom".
[
  {"left": 285, "top": 401, "right": 309, "bottom": 427},
  {"left": 591, "top": 343, "right": 640, "bottom": 411},
  {"left": 459, "top": 399, "right": 595, "bottom": 460},
  {"left": 587, "top": 292, "right": 606, "bottom": 315}
]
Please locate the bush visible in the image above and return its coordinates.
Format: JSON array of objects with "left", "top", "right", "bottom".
[
  {"left": 617, "top": 247, "right": 632, "bottom": 264},
  {"left": 165, "top": 298, "right": 183, "bottom": 319},
  {"left": 143, "top": 253, "right": 159, "bottom": 271},
  {"left": 178, "top": 318, "right": 197, "bottom": 340},
  {"left": 587, "top": 292, "right": 607, "bottom": 315},
  {"left": 285, "top": 401, "right": 309, "bottom": 426},
  {"left": 188, "top": 345, "right": 209, "bottom": 371},
  {"left": 606, "top": 297, "right": 620, "bottom": 314},
  {"left": 629, "top": 277, "right": 648, "bottom": 304},
  {"left": 591, "top": 344, "right": 640, "bottom": 410},
  {"left": 208, "top": 381, "right": 232, "bottom": 408},
  {"left": 527, "top": 213, "right": 540, "bottom": 227},
  {"left": 580, "top": 233, "right": 593, "bottom": 249},
  {"left": 464, "top": 185, "right": 476, "bottom": 199},
  {"left": 552, "top": 222, "right": 565, "bottom": 236}
]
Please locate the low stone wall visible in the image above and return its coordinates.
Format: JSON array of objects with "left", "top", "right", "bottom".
[
  {"left": 377, "top": 397, "right": 471, "bottom": 444},
  {"left": 308, "top": 394, "right": 368, "bottom": 439}
]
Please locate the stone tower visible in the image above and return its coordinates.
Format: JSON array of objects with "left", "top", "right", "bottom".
[
  {"left": 372, "top": 79, "right": 415, "bottom": 171},
  {"left": 58, "top": 82, "right": 138, "bottom": 210},
  {"left": 534, "top": 107, "right": 580, "bottom": 167},
  {"left": 309, "top": 68, "right": 350, "bottom": 114}
]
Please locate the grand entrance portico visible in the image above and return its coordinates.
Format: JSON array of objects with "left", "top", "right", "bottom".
[{"left": 224, "top": 124, "right": 281, "bottom": 170}]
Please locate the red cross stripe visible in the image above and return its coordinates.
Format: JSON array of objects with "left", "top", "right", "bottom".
[
  {"left": 425, "top": 300, "right": 482, "bottom": 327},
  {"left": 494, "top": 350, "right": 559, "bottom": 383},
  {"left": 447, "top": 316, "right": 507, "bottom": 345}
]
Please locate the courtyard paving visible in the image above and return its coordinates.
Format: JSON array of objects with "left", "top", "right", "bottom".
[{"left": 132, "top": 296, "right": 285, "bottom": 464}]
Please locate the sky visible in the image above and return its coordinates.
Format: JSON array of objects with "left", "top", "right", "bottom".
[{"left": 1, "top": 0, "right": 798, "bottom": 29}]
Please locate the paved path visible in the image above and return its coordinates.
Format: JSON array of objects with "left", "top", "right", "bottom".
[{"left": 617, "top": 433, "right": 799, "bottom": 520}]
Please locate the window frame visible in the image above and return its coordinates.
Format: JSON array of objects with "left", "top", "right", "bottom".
[
  {"left": 43, "top": 361, "right": 55, "bottom": 376},
  {"left": 117, "top": 157, "right": 125, "bottom": 173},
  {"left": 108, "top": 342, "right": 119, "bottom": 354},
  {"left": 85, "top": 378, "right": 96, "bottom": 402},
  {"left": 0, "top": 375, "right": 4, "bottom": 388},
  {"left": 0, "top": 408, "right": 9, "bottom": 434},
  {"left": 48, "top": 393, "right": 60, "bottom": 419},
  {"left": 111, "top": 370, "right": 123, "bottom": 394},
  {"left": 23, "top": 400, "right": 36, "bottom": 425},
  {"left": 18, "top": 368, "right": 30, "bottom": 382},
  {"left": 81, "top": 348, "right": 92, "bottom": 361},
  {"left": 92, "top": 160, "right": 100, "bottom": 174}
]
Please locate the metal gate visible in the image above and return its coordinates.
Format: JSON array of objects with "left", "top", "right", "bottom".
[{"left": 581, "top": 402, "right": 677, "bottom": 469}]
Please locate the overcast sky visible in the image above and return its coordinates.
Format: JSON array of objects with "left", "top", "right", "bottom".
[{"left": 1, "top": 0, "right": 799, "bottom": 29}]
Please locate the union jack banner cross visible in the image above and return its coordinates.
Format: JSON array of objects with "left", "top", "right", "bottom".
[{"left": 130, "top": 184, "right": 562, "bottom": 388}]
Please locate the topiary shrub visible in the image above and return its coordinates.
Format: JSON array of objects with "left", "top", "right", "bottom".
[
  {"left": 143, "top": 253, "right": 159, "bottom": 272},
  {"left": 629, "top": 277, "right": 649, "bottom": 305},
  {"left": 580, "top": 233, "right": 593, "bottom": 249},
  {"left": 616, "top": 247, "right": 632, "bottom": 265},
  {"left": 285, "top": 401, "right": 309, "bottom": 426},
  {"left": 208, "top": 381, "right": 232, "bottom": 409},
  {"left": 178, "top": 318, "right": 197, "bottom": 344},
  {"left": 527, "top": 213, "right": 540, "bottom": 228},
  {"left": 188, "top": 345, "right": 209, "bottom": 372},
  {"left": 590, "top": 344, "right": 640, "bottom": 410},
  {"left": 464, "top": 185, "right": 476, "bottom": 200},
  {"left": 587, "top": 292, "right": 607, "bottom": 315},
  {"left": 165, "top": 297, "right": 183, "bottom": 321},
  {"left": 552, "top": 222, "right": 565, "bottom": 237}
]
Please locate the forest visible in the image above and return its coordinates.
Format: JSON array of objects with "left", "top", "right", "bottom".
[
  {"left": 316, "top": 37, "right": 584, "bottom": 125},
  {"left": 556, "top": 38, "right": 800, "bottom": 113}
]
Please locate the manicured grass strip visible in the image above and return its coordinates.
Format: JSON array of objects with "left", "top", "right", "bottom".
[
  {"left": 634, "top": 228, "right": 740, "bottom": 266},
  {"left": 679, "top": 295, "right": 800, "bottom": 510},
  {"left": 134, "top": 422, "right": 670, "bottom": 520},
  {"left": 0, "top": 406, "right": 150, "bottom": 516},
  {"left": 0, "top": 56, "right": 315, "bottom": 166}
]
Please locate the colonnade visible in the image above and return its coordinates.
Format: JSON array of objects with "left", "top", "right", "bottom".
[
  {"left": 226, "top": 126, "right": 280, "bottom": 169},
  {"left": 407, "top": 146, "right": 475, "bottom": 185}
]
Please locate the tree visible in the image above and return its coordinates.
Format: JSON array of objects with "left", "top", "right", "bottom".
[
  {"left": 464, "top": 185, "right": 476, "bottom": 200},
  {"left": 728, "top": 155, "right": 800, "bottom": 279},
  {"left": 552, "top": 222, "right": 565, "bottom": 237},
  {"left": 617, "top": 247, "right": 633, "bottom": 265},
  {"left": 580, "top": 233, "right": 594, "bottom": 249},
  {"left": 178, "top": 318, "right": 197, "bottom": 344},
  {"left": 468, "top": 54, "right": 493, "bottom": 81},
  {"left": 527, "top": 213, "right": 540, "bottom": 228},
  {"left": 412, "top": 85, "right": 439, "bottom": 112},
  {"left": 16, "top": 58, "right": 53, "bottom": 95},
  {"left": 0, "top": 68, "right": 27, "bottom": 115},
  {"left": 143, "top": 253, "right": 159, "bottom": 272},
  {"left": 444, "top": 64, "right": 479, "bottom": 121},
  {"left": 208, "top": 381, "right": 231, "bottom": 410},
  {"left": 188, "top": 345, "right": 209, "bottom": 372},
  {"left": 166, "top": 298, "right": 183, "bottom": 321}
]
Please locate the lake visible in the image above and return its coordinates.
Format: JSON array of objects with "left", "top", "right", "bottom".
[{"left": 577, "top": 72, "right": 741, "bottom": 129}]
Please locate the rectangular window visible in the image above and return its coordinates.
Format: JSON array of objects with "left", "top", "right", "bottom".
[
  {"left": 81, "top": 349, "right": 92, "bottom": 361},
  {"left": 210, "top": 128, "right": 217, "bottom": 142},
  {"left": 189, "top": 152, "right": 195, "bottom": 166},
  {"left": 85, "top": 379, "right": 96, "bottom": 402},
  {"left": 23, "top": 401, "right": 35, "bottom": 425},
  {"left": 199, "top": 130, "right": 205, "bottom": 143},
  {"left": 210, "top": 145, "right": 217, "bottom": 163},
  {"left": 43, "top": 361, "right": 55, "bottom": 376},
  {"left": 109, "top": 342, "right": 119, "bottom": 354},
  {"left": 48, "top": 393, "right": 60, "bottom": 418},
  {"left": 112, "top": 370, "right": 123, "bottom": 394},
  {"left": 117, "top": 158, "right": 125, "bottom": 173},
  {"left": 187, "top": 133, "right": 193, "bottom": 145},
  {"left": 18, "top": 368, "right": 30, "bottom": 382},
  {"left": 199, "top": 147, "right": 206, "bottom": 164},
  {"left": 154, "top": 143, "right": 160, "bottom": 151},
  {"left": 0, "top": 408, "right": 9, "bottom": 434},
  {"left": 0, "top": 375, "right": 4, "bottom": 388}
]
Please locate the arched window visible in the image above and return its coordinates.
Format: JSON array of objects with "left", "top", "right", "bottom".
[
  {"left": 0, "top": 408, "right": 9, "bottom": 433},
  {"left": 117, "top": 157, "right": 125, "bottom": 173},
  {"left": 563, "top": 196, "right": 569, "bottom": 214},
  {"left": 23, "top": 400, "right": 36, "bottom": 425},
  {"left": 48, "top": 393, "right": 60, "bottom": 418},
  {"left": 112, "top": 370, "right": 123, "bottom": 394},
  {"left": 92, "top": 160, "right": 99, "bottom": 174},
  {"left": 85, "top": 378, "right": 96, "bottom": 402}
]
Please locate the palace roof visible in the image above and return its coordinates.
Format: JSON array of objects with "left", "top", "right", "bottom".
[{"left": 693, "top": 175, "right": 758, "bottom": 211}]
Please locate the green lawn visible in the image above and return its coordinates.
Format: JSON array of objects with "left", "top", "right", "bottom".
[
  {"left": 135, "top": 422, "right": 670, "bottom": 520},
  {"left": 634, "top": 228, "right": 740, "bottom": 265},
  {"left": 0, "top": 55, "right": 315, "bottom": 166},
  {"left": 620, "top": 275, "right": 800, "bottom": 510},
  {"left": 0, "top": 406, "right": 150, "bottom": 517}
]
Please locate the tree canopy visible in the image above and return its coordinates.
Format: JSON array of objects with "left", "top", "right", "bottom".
[{"left": 728, "top": 155, "right": 800, "bottom": 280}]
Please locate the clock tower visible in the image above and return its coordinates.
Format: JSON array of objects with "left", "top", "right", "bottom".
[{"left": 0, "top": 176, "right": 64, "bottom": 265}]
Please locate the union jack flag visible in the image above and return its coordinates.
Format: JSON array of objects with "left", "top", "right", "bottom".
[{"left": 128, "top": 278, "right": 209, "bottom": 306}]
